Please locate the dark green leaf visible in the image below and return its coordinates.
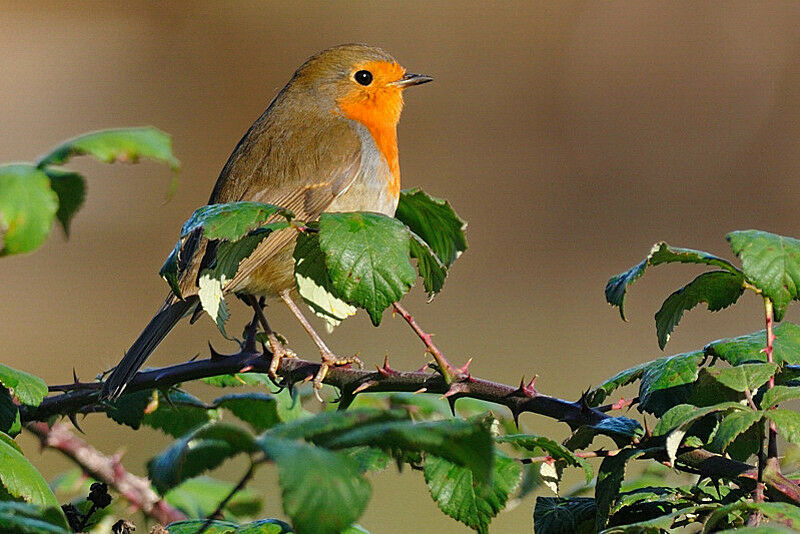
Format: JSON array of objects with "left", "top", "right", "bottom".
[
  {"left": 587, "top": 361, "right": 649, "bottom": 407},
  {"left": 639, "top": 352, "right": 704, "bottom": 416},
  {"left": 0, "top": 388, "right": 21, "bottom": 436},
  {"left": 325, "top": 417, "right": 494, "bottom": 485},
  {"left": 164, "top": 476, "right": 262, "bottom": 519},
  {"left": 595, "top": 449, "right": 645, "bottom": 531},
  {"left": 655, "top": 271, "right": 743, "bottom": 349},
  {"left": 43, "top": 168, "right": 85, "bottom": 237},
  {"left": 653, "top": 402, "right": 746, "bottom": 436},
  {"left": 159, "top": 240, "right": 183, "bottom": 297},
  {"left": 0, "top": 363, "right": 48, "bottom": 407},
  {"left": 710, "top": 410, "right": 764, "bottom": 454},
  {"left": 762, "top": 385, "right": 800, "bottom": 409},
  {"left": 202, "top": 373, "right": 273, "bottom": 388},
  {"left": 606, "top": 242, "right": 741, "bottom": 320},
  {"left": 728, "top": 230, "right": 800, "bottom": 320},
  {"left": 533, "top": 497, "right": 595, "bottom": 534},
  {"left": 148, "top": 422, "right": 258, "bottom": 492},
  {"left": 765, "top": 409, "right": 800, "bottom": 444},
  {"left": 214, "top": 393, "right": 281, "bottom": 432},
  {"left": 166, "top": 520, "right": 239, "bottom": 534},
  {"left": 705, "top": 322, "right": 800, "bottom": 366},
  {"left": 0, "top": 501, "right": 72, "bottom": 534},
  {"left": 408, "top": 231, "right": 447, "bottom": 296},
  {"left": 318, "top": 212, "right": 416, "bottom": 325},
  {"left": 0, "top": 437, "right": 66, "bottom": 524},
  {"left": 395, "top": 188, "right": 467, "bottom": 268},
  {"left": 498, "top": 434, "right": 592, "bottom": 483},
  {"left": 424, "top": 451, "right": 521, "bottom": 534},
  {"left": 181, "top": 202, "right": 291, "bottom": 241},
  {"left": 705, "top": 501, "right": 800, "bottom": 531},
  {"left": 706, "top": 363, "right": 777, "bottom": 393},
  {"left": 258, "top": 437, "right": 369, "bottom": 534},
  {"left": 208, "top": 231, "right": 273, "bottom": 280},
  {"left": 266, "top": 409, "right": 408, "bottom": 445},
  {"left": 601, "top": 503, "right": 718, "bottom": 533},
  {"left": 0, "top": 164, "right": 58, "bottom": 256},
  {"left": 587, "top": 417, "right": 645, "bottom": 448},
  {"left": 106, "top": 389, "right": 214, "bottom": 437},
  {"left": 36, "top": 127, "right": 179, "bottom": 170}
]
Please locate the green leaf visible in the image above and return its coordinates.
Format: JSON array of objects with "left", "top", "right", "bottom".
[
  {"left": 408, "top": 231, "right": 447, "bottom": 297},
  {"left": 762, "top": 385, "right": 800, "bottom": 409},
  {"left": 706, "top": 363, "right": 777, "bottom": 393},
  {"left": 586, "top": 417, "right": 645, "bottom": 448},
  {"left": 202, "top": 373, "right": 273, "bottom": 388},
  {"left": 602, "top": 503, "right": 718, "bottom": 533},
  {"left": 318, "top": 212, "right": 416, "bottom": 325},
  {"left": 164, "top": 476, "right": 262, "bottom": 519},
  {"left": 704, "top": 501, "right": 800, "bottom": 531},
  {"left": 166, "top": 519, "right": 239, "bottom": 534},
  {"left": 0, "top": 363, "right": 48, "bottom": 407},
  {"left": 587, "top": 361, "right": 650, "bottom": 407},
  {"left": 595, "top": 449, "right": 645, "bottom": 531},
  {"left": 325, "top": 417, "right": 494, "bottom": 485},
  {"left": 710, "top": 410, "right": 764, "bottom": 454},
  {"left": 765, "top": 409, "right": 800, "bottom": 444},
  {"left": 639, "top": 352, "right": 704, "bottom": 416},
  {"left": 0, "top": 164, "right": 58, "bottom": 256},
  {"left": 266, "top": 408, "right": 408, "bottom": 445},
  {"left": 655, "top": 271, "right": 744, "bottom": 349},
  {"left": 424, "top": 451, "right": 521, "bottom": 534},
  {"left": 395, "top": 188, "right": 467, "bottom": 268},
  {"left": 728, "top": 230, "right": 800, "bottom": 320},
  {"left": 36, "top": 127, "right": 179, "bottom": 170},
  {"left": 606, "top": 242, "right": 741, "bottom": 320},
  {"left": 258, "top": 437, "right": 370, "bottom": 534},
  {"left": 148, "top": 422, "right": 258, "bottom": 493},
  {"left": 654, "top": 402, "right": 745, "bottom": 437},
  {"left": 0, "top": 437, "right": 67, "bottom": 528},
  {"left": 498, "top": 434, "right": 592, "bottom": 483},
  {"left": 0, "top": 501, "right": 72, "bottom": 534},
  {"left": 0, "top": 389, "right": 21, "bottom": 437},
  {"left": 43, "top": 168, "right": 85, "bottom": 237},
  {"left": 705, "top": 322, "right": 800, "bottom": 366},
  {"left": 105, "top": 389, "right": 215, "bottom": 437},
  {"left": 208, "top": 231, "right": 272, "bottom": 281},
  {"left": 214, "top": 393, "right": 281, "bottom": 433},
  {"left": 181, "top": 202, "right": 291, "bottom": 241},
  {"left": 533, "top": 497, "right": 595, "bottom": 534},
  {"left": 293, "top": 229, "right": 356, "bottom": 328}
]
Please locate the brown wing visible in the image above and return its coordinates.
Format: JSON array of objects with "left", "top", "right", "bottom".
[{"left": 176, "top": 106, "right": 363, "bottom": 297}]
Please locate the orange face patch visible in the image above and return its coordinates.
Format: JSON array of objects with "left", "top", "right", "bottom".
[{"left": 336, "top": 60, "right": 407, "bottom": 197}]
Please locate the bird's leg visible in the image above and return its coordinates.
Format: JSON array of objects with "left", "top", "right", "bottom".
[
  {"left": 244, "top": 295, "right": 295, "bottom": 381},
  {"left": 279, "top": 290, "right": 362, "bottom": 399}
]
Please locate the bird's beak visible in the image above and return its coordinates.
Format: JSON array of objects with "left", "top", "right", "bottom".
[{"left": 391, "top": 73, "right": 434, "bottom": 88}]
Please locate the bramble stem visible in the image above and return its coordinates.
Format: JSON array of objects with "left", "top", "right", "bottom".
[
  {"left": 392, "top": 302, "right": 458, "bottom": 383},
  {"left": 764, "top": 298, "right": 778, "bottom": 459}
]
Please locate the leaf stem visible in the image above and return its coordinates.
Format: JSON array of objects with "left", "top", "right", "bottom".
[
  {"left": 763, "top": 298, "right": 778, "bottom": 459},
  {"left": 392, "top": 302, "right": 458, "bottom": 383},
  {"left": 198, "top": 462, "right": 256, "bottom": 534}
]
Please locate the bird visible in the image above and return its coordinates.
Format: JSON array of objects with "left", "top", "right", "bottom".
[{"left": 100, "top": 44, "right": 432, "bottom": 400}]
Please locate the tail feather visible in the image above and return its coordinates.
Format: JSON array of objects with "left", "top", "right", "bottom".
[{"left": 101, "top": 297, "right": 197, "bottom": 399}]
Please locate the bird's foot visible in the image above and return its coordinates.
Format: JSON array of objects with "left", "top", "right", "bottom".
[
  {"left": 313, "top": 352, "right": 363, "bottom": 402},
  {"left": 267, "top": 336, "right": 297, "bottom": 383}
]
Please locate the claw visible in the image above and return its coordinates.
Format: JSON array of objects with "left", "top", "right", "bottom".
[
  {"left": 312, "top": 352, "right": 362, "bottom": 402},
  {"left": 267, "top": 337, "right": 297, "bottom": 383}
]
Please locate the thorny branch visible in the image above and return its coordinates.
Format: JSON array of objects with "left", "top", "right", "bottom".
[{"left": 25, "top": 421, "right": 185, "bottom": 525}]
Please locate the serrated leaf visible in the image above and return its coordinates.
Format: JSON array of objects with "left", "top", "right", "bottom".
[
  {"left": 266, "top": 408, "right": 408, "bottom": 445},
  {"left": 293, "top": 230, "right": 356, "bottom": 328},
  {"left": 209, "top": 231, "right": 273, "bottom": 281},
  {"left": 424, "top": 451, "right": 521, "bottom": 534},
  {"left": 164, "top": 476, "right": 262, "bottom": 520},
  {"left": 587, "top": 417, "right": 645, "bottom": 448},
  {"left": 408, "top": 231, "right": 447, "bottom": 297},
  {"left": 324, "top": 417, "right": 494, "bottom": 485},
  {"left": 595, "top": 449, "right": 645, "bottom": 531},
  {"left": 202, "top": 373, "right": 272, "bottom": 388},
  {"left": 0, "top": 363, "right": 48, "bottom": 407},
  {"left": 43, "top": 168, "right": 85, "bottom": 237},
  {"left": 181, "top": 202, "right": 291, "bottom": 241},
  {"left": 762, "top": 385, "right": 800, "bottom": 409},
  {"left": 602, "top": 503, "right": 718, "bottom": 533},
  {"left": 765, "top": 409, "right": 800, "bottom": 444},
  {"left": 606, "top": 242, "right": 741, "bottom": 321},
  {"left": 0, "top": 164, "right": 58, "bottom": 256},
  {"left": 106, "top": 389, "right": 214, "bottom": 437},
  {"left": 587, "top": 361, "right": 650, "bottom": 407},
  {"left": 258, "top": 436, "right": 369, "bottom": 534},
  {"left": 0, "top": 437, "right": 67, "bottom": 528},
  {"left": 318, "top": 212, "right": 416, "bottom": 325},
  {"left": 214, "top": 393, "right": 281, "bottom": 433},
  {"left": 533, "top": 497, "right": 595, "bottom": 534},
  {"left": 166, "top": 519, "right": 240, "bottom": 534},
  {"left": 395, "top": 187, "right": 467, "bottom": 268},
  {"left": 198, "top": 273, "right": 230, "bottom": 335},
  {"left": 148, "top": 422, "right": 258, "bottom": 493},
  {"left": 655, "top": 271, "right": 743, "bottom": 349},
  {"left": 36, "top": 127, "right": 179, "bottom": 170},
  {"left": 710, "top": 410, "right": 764, "bottom": 454},
  {"left": 707, "top": 363, "right": 777, "bottom": 392},
  {"left": 498, "top": 434, "right": 592, "bottom": 483},
  {"left": 653, "top": 402, "right": 746, "bottom": 436},
  {"left": 704, "top": 501, "right": 800, "bottom": 531},
  {"left": 639, "top": 352, "right": 704, "bottom": 416},
  {"left": 705, "top": 322, "right": 800, "bottom": 366},
  {"left": 728, "top": 230, "right": 800, "bottom": 321},
  {"left": 0, "top": 501, "right": 72, "bottom": 534},
  {"left": 0, "top": 389, "right": 21, "bottom": 436}
]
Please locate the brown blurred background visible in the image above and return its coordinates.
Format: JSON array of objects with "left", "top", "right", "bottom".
[{"left": 4, "top": 2, "right": 800, "bottom": 531}]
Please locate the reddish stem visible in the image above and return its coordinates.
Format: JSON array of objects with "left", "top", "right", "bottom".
[{"left": 392, "top": 302, "right": 459, "bottom": 383}]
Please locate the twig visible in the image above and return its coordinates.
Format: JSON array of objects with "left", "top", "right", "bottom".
[
  {"left": 25, "top": 422, "right": 185, "bottom": 525},
  {"left": 519, "top": 448, "right": 624, "bottom": 464},
  {"left": 392, "top": 302, "right": 460, "bottom": 383},
  {"left": 198, "top": 463, "right": 255, "bottom": 534},
  {"left": 763, "top": 298, "right": 778, "bottom": 459}
]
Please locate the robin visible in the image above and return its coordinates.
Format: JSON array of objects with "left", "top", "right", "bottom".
[{"left": 100, "top": 44, "right": 432, "bottom": 400}]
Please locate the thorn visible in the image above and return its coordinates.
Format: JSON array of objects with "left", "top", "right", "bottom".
[
  {"left": 68, "top": 413, "right": 85, "bottom": 434},
  {"left": 72, "top": 368, "right": 79, "bottom": 384},
  {"left": 510, "top": 406, "right": 521, "bottom": 429},
  {"left": 442, "top": 382, "right": 469, "bottom": 399},
  {"left": 446, "top": 396, "right": 457, "bottom": 416},
  {"left": 643, "top": 416, "right": 652, "bottom": 438},
  {"left": 579, "top": 389, "right": 593, "bottom": 410},
  {"left": 514, "top": 375, "right": 538, "bottom": 398},
  {"left": 415, "top": 363, "right": 430, "bottom": 373},
  {"left": 157, "top": 389, "right": 175, "bottom": 410},
  {"left": 302, "top": 373, "right": 314, "bottom": 383},
  {"left": 378, "top": 355, "right": 398, "bottom": 377},
  {"left": 189, "top": 353, "right": 200, "bottom": 362},
  {"left": 456, "top": 358, "right": 472, "bottom": 375},
  {"left": 412, "top": 387, "right": 427, "bottom": 394},
  {"left": 353, "top": 380, "right": 378, "bottom": 394},
  {"left": 209, "top": 342, "right": 225, "bottom": 360},
  {"left": 238, "top": 365, "right": 254, "bottom": 374},
  {"left": 611, "top": 397, "right": 633, "bottom": 411}
]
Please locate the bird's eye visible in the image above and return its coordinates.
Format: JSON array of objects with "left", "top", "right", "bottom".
[{"left": 354, "top": 70, "right": 373, "bottom": 86}]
